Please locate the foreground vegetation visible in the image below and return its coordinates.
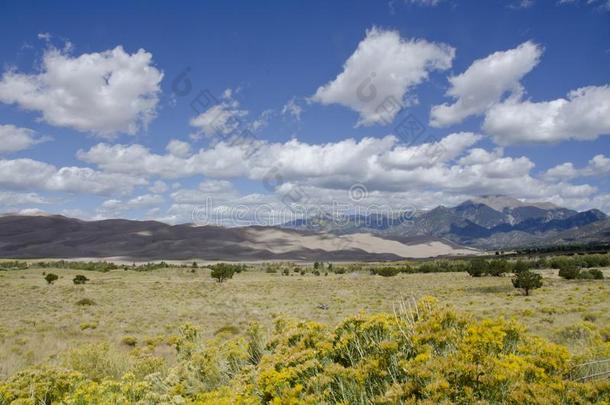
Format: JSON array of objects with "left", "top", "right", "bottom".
[
  {"left": 1, "top": 297, "right": 609, "bottom": 404},
  {"left": 0, "top": 255, "right": 608, "bottom": 403}
]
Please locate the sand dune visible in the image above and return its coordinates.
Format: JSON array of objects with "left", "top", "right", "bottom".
[
  {"left": 0, "top": 215, "right": 478, "bottom": 261},
  {"left": 241, "top": 228, "right": 477, "bottom": 258}
]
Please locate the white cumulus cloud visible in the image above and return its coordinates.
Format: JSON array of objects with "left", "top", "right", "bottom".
[
  {"left": 483, "top": 85, "right": 610, "bottom": 145},
  {"left": 0, "top": 46, "right": 163, "bottom": 137},
  {"left": 312, "top": 27, "right": 454, "bottom": 126},
  {"left": 0, "top": 124, "right": 47, "bottom": 154},
  {"left": 0, "top": 158, "right": 145, "bottom": 196},
  {"left": 430, "top": 41, "right": 542, "bottom": 127}
]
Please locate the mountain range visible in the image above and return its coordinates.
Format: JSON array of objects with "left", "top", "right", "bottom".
[
  {"left": 0, "top": 195, "right": 608, "bottom": 260},
  {"left": 281, "top": 195, "right": 610, "bottom": 249}
]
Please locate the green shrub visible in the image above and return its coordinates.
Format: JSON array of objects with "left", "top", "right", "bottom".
[
  {"left": 73, "top": 274, "right": 89, "bottom": 285},
  {"left": 558, "top": 264, "right": 580, "bottom": 280},
  {"left": 0, "top": 261, "right": 29, "bottom": 271},
  {"left": 512, "top": 270, "right": 543, "bottom": 296},
  {"left": 488, "top": 259, "right": 510, "bottom": 276},
  {"left": 578, "top": 269, "right": 604, "bottom": 280},
  {"left": 398, "top": 264, "right": 413, "bottom": 273},
  {"left": 44, "top": 273, "right": 59, "bottom": 285},
  {"left": 121, "top": 336, "right": 138, "bottom": 347},
  {"left": 370, "top": 267, "right": 400, "bottom": 277},
  {"left": 75, "top": 298, "right": 96, "bottom": 306},
  {"left": 467, "top": 259, "right": 489, "bottom": 277},
  {"left": 209, "top": 263, "right": 240, "bottom": 283}
]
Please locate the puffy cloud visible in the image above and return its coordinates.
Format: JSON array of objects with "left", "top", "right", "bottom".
[
  {"left": 483, "top": 85, "right": 610, "bottom": 145},
  {"left": 0, "top": 158, "right": 145, "bottom": 196},
  {"left": 430, "top": 41, "right": 542, "bottom": 127},
  {"left": 75, "top": 132, "right": 610, "bottom": 216},
  {"left": 543, "top": 154, "right": 610, "bottom": 181},
  {"left": 0, "top": 46, "right": 162, "bottom": 137},
  {"left": 379, "top": 132, "right": 481, "bottom": 170},
  {"left": 0, "top": 159, "right": 57, "bottom": 188},
  {"left": 0, "top": 124, "right": 47, "bottom": 153},
  {"left": 312, "top": 27, "right": 454, "bottom": 126},
  {"left": 77, "top": 141, "right": 249, "bottom": 179}
]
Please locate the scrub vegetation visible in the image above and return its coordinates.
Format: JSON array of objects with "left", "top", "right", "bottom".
[{"left": 0, "top": 255, "right": 608, "bottom": 403}]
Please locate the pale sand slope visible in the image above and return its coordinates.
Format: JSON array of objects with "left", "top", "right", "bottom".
[{"left": 243, "top": 229, "right": 478, "bottom": 258}]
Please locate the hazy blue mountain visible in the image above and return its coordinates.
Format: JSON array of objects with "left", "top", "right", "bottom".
[{"left": 281, "top": 195, "right": 608, "bottom": 249}]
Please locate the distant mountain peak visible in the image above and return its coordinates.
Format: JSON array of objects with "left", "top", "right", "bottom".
[{"left": 469, "top": 195, "right": 558, "bottom": 212}]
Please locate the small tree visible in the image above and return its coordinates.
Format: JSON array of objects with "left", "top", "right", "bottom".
[
  {"left": 467, "top": 259, "right": 488, "bottom": 277},
  {"left": 210, "top": 263, "right": 236, "bottom": 283},
  {"left": 73, "top": 274, "right": 89, "bottom": 285},
  {"left": 313, "top": 261, "right": 320, "bottom": 270},
  {"left": 192, "top": 261, "right": 198, "bottom": 268},
  {"left": 45, "top": 273, "right": 59, "bottom": 285},
  {"left": 512, "top": 270, "right": 543, "bottom": 296}
]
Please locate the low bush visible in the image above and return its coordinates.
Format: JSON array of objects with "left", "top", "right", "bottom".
[
  {"left": 488, "top": 259, "right": 510, "bottom": 276},
  {"left": 370, "top": 266, "right": 400, "bottom": 277},
  {"left": 44, "top": 273, "right": 58, "bottom": 285},
  {"left": 0, "top": 261, "right": 28, "bottom": 271},
  {"left": 75, "top": 298, "right": 96, "bottom": 306},
  {"left": 578, "top": 269, "right": 604, "bottom": 280},
  {"left": 467, "top": 259, "right": 489, "bottom": 277},
  {"left": 120, "top": 336, "right": 138, "bottom": 347},
  {"left": 558, "top": 264, "right": 581, "bottom": 280},
  {"left": 1, "top": 298, "right": 608, "bottom": 404},
  {"left": 73, "top": 274, "right": 89, "bottom": 285}
]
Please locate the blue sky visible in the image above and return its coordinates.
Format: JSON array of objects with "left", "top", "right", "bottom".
[{"left": 0, "top": 0, "right": 609, "bottom": 225}]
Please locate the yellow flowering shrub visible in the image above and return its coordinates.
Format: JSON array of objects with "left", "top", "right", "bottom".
[{"left": 1, "top": 297, "right": 609, "bottom": 404}]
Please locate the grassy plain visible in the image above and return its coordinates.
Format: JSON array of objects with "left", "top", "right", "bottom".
[{"left": 0, "top": 264, "right": 608, "bottom": 380}]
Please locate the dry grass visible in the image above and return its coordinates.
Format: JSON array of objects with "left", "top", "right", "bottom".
[{"left": 0, "top": 266, "right": 608, "bottom": 379}]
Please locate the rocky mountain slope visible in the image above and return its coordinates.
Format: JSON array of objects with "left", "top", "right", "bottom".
[{"left": 282, "top": 195, "right": 609, "bottom": 249}]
